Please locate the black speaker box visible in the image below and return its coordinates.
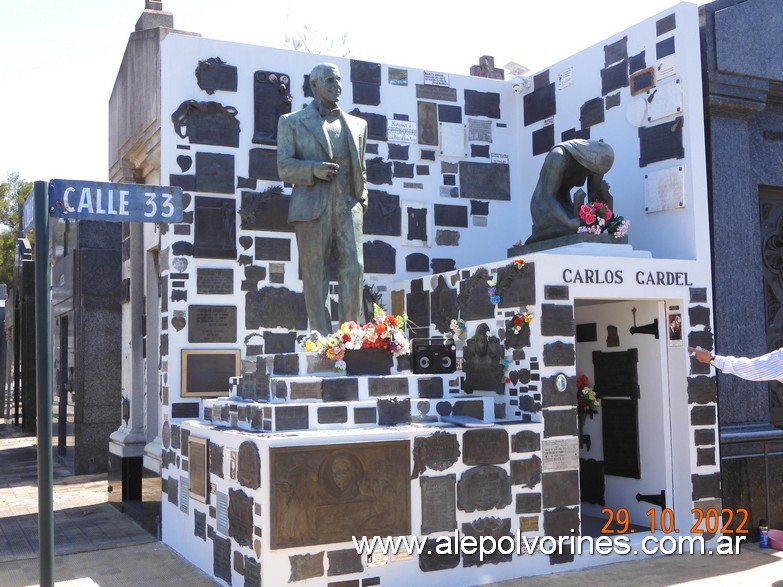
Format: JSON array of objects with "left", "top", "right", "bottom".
[{"left": 412, "top": 338, "right": 457, "bottom": 374}]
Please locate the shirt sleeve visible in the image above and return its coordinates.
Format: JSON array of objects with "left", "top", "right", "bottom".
[{"left": 713, "top": 349, "right": 783, "bottom": 382}]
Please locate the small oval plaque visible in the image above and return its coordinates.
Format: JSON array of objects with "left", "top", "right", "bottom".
[{"left": 555, "top": 373, "right": 568, "bottom": 392}]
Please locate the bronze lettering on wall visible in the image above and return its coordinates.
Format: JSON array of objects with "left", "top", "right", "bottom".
[{"left": 269, "top": 441, "right": 411, "bottom": 549}]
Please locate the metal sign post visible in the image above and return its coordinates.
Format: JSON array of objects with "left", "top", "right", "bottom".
[
  {"left": 28, "top": 178, "right": 183, "bottom": 586},
  {"left": 33, "top": 180, "right": 54, "bottom": 587}
]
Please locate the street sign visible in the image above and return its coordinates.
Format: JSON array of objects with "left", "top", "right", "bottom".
[
  {"left": 22, "top": 191, "right": 35, "bottom": 235},
  {"left": 48, "top": 179, "right": 184, "bottom": 223}
]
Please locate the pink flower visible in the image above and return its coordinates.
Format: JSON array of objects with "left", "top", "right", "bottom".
[{"left": 584, "top": 213, "right": 596, "bottom": 225}]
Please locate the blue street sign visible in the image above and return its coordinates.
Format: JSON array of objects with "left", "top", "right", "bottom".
[{"left": 48, "top": 179, "right": 184, "bottom": 223}]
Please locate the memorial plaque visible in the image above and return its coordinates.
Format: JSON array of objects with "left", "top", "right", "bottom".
[
  {"left": 367, "top": 378, "right": 408, "bottom": 397},
  {"left": 245, "top": 556, "right": 261, "bottom": 587},
  {"left": 364, "top": 190, "right": 402, "bottom": 237},
  {"left": 417, "top": 101, "right": 438, "bottom": 146},
  {"left": 417, "top": 377, "right": 444, "bottom": 399},
  {"left": 601, "top": 60, "right": 629, "bottom": 95},
  {"left": 542, "top": 470, "right": 580, "bottom": 508},
  {"left": 687, "top": 376, "right": 717, "bottom": 405},
  {"left": 195, "top": 57, "right": 238, "bottom": 94},
  {"left": 592, "top": 349, "right": 639, "bottom": 398},
  {"left": 237, "top": 441, "right": 260, "bottom": 490},
  {"left": 210, "top": 442, "right": 224, "bottom": 478},
  {"left": 543, "top": 341, "right": 575, "bottom": 367},
  {"left": 419, "top": 537, "right": 460, "bottom": 572},
  {"left": 181, "top": 349, "right": 239, "bottom": 397},
  {"left": 213, "top": 535, "right": 232, "bottom": 584},
  {"left": 194, "top": 509, "right": 207, "bottom": 540},
  {"left": 239, "top": 187, "right": 293, "bottom": 232},
  {"left": 462, "top": 324, "right": 505, "bottom": 394},
  {"left": 377, "top": 398, "right": 411, "bottom": 426},
  {"left": 228, "top": 488, "right": 254, "bottom": 546},
  {"left": 289, "top": 552, "right": 324, "bottom": 583},
  {"left": 461, "top": 517, "right": 512, "bottom": 567},
  {"left": 601, "top": 398, "right": 640, "bottom": 478},
  {"left": 520, "top": 516, "right": 539, "bottom": 532},
  {"left": 692, "top": 473, "right": 721, "bottom": 500},
  {"left": 411, "top": 431, "right": 460, "bottom": 478},
  {"left": 420, "top": 475, "right": 456, "bottom": 534},
  {"left": 290, "top": 381, "right": 322, "bottom": 400},
  {"left": 524, "top": 83, "right": 556, "bottom": 126},
  {"left": 162, "top": 420, "right": 171, "bottom": 449},
  {"left": 458, "top": 162, "right": 510, "bottom": 201},
  {"left": 543, "top": 438, "right": 579, "bottom": 470},
  {"left": 246, "top": 287, "right": 307, "bottom": 330},
  {"left": 194, "top": 195, "right": 237, "bottom": 258},
  {"left": 639, "top": 116, "right": 684, "bottom": 167},
  {"left": 462, "top": 429, "right": 509, "bottom": 465},
  {"left": 253, "top": 69, "right": 292, "bottom": 145},
  {"left": 188, "top": 305, "right": 237, "bottom": 343},
  {"left": 516, "top": 492, "right": 542, "bottom": 514},
  {"left": 496, "top": 262, "right": 536, "bottom": 309},
  {"left": 644, "top": 164, "right": 686, "bottom": 213},
  {"left": 188, "top": 436, "right": 209, "bottom": 503},
  {"left": 457, "top": 268, "right": 496, "bottom": 320},
  {"left": 512, "top": 430, "right": 541, "bottom": 453},
  {"left": 415, "top": 84, "right": 457, "bottom": 102},
  {"left": 270, "top": 441, "right": 411, "bottom": 549},
  {"left": 327, "top": 549, "right": 364, "bottom": 577},
  {"left": 171, "top": 100, "right": 240, "bottom": 147},
  {"left": 511, "top": 456, "right": 542, "bottom": 488},
  {"left": 457, "top": 465, "right": 512, "bottom": 512}
]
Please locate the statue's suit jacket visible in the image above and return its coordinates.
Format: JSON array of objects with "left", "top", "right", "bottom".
[{"left": 277, "top": 101, "right": 368, "bottom": 223}]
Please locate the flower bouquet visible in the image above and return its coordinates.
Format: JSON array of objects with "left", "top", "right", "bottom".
[
  {"left": 577, "top": 201, "right": 630, "bottom": 238},
  {"left": 302, "top": 304, "right": 411, "bottom": 373},
  {"left": 576, "top": 374, "right": 600, "bottom": 450}
]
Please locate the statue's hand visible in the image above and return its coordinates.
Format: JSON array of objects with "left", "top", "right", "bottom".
[{"left": 314, "top": 162, "right": 340, "bottom": 181}]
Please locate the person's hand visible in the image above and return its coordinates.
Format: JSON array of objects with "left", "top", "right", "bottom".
[
  {"left": 688, "top": 346, "right": 713, "bottom": 364},
  {"left": 314, "top": 162, "right": 339, "bottom": 181}
]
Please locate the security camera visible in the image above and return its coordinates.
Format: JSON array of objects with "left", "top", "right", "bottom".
[{"left": 512, "top": 83, "right": 522, "bottom": 95}]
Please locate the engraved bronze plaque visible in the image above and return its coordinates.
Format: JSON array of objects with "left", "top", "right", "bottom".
[
  {"left": 188, "top": 305, "right": 237, "bottom": 343},
  {"left": 188, "top": 436, "right": 209, "bottom": 504},
  {"left": 462, "top": 429, "right": 509, "bottom": 465},
  {"left": 270, "top": 441, "right": 411, "bottom": 549},
  {"left": 457, "top": 465, "right": 512, "bottom": 513},
  {"left": 238, "top": 441, "right": 261, "bottom": 490},
  {"left": 420, "top": 475, "right": 456, "bottom": 534},
  {"left": 411, "top": 431, "right": 460, "bottom": 478}
]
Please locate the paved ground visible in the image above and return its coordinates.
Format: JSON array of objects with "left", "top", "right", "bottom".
[{"left": 2, "top": 417, "right": 783, "bottom": 586}]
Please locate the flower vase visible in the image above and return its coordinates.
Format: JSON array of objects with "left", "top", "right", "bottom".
[
  {"left": 578, "top": 410, "right": 591, "bottom": 451},
  {"left": 342, "top": 348, "right": 393, "bottom": 376}
]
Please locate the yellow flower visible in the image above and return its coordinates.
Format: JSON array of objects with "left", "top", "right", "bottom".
[{"left": 305, "top": 340, "right": 317, "bottom": 352}]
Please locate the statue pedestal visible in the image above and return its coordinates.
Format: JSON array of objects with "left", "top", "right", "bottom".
[{"left": 508, "top": 233, "right": 651, "bottom": 258}]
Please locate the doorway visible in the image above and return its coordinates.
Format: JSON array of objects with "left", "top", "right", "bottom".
[{"left": 574, "top": 299, "right": 672, "bottom": 536}]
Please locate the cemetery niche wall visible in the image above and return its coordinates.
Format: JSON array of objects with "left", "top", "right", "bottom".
[{"left": 110, "top": 2, "right": 721, "bottom": 586}]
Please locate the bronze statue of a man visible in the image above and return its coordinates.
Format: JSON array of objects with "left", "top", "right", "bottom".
[
  {"left": 526, "top": 139, "right": 614, "bottom": 244},
  {"left": 277, "top": 63, "right": 368, "bottom": 335}
]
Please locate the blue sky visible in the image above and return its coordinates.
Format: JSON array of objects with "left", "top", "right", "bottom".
[{"left": 0, "top": 0, "right": 710, "bottom": 184}]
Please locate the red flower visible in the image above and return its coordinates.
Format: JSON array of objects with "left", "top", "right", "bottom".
[
  {"left": 584, "top": 213, "right": 596, "bottom": 225},
  {"left": 577, "top": 374, "right": 589, "bottom": 391},
  {"left": 605, "top": 208, "right": 612, "bottom": 220}
]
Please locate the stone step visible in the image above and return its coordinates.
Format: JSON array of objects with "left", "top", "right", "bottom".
[{"left": 202, "top": 395, "right": 496, "bottom": 433}]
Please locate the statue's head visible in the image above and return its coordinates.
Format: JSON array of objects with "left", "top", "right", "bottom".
[{"left": 309, "top": 63, "right": 342, "bottom": 108}]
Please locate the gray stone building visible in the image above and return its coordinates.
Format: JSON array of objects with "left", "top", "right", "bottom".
[{"left": 701, "top": 0, "right": 783, "bottom": 530}]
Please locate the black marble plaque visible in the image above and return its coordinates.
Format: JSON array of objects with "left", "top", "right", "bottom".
[
  {"left": 524, "top": 83, "right": 556, "bottom": 126},
  {"left": 657, "top": 13, "right": 676, "bottom": 35},
  {"left": 349, "top": 109, "right": 387, "bottom": 141},
  {"left": 438, "top": 104, "right": 462, "bottom": 123},
  {"left": 273, "top": 354, "right": 299, "bottom": 376},
  {"left": 431, "top": 258, "right": 456, "bottom": 274},
  {"left": 691, "top": 405, "right": 716, "bottom": 426},
  {"left": 462, "top": 429, "right": 509, "bottom": 465},
  {"left": 461, "top": 517, "right": 512, "bottom": 567},
  {"left": 430, "top": 276, "right": 458, "bottom": 334},
  {"left": 692, "top": 472, "right": 721, "bottom": 500},
  {"left": 318, "top": 406, "right": 348, "bottom": 424},
  {"left": 196, "top": 268, "right": 233, "bottom": 295},
  {"left": 458, "top": 162, "right": 510, "bottom": 201},
  {"left": 364, "top": 240, "right": 396, "bottom": 274},
  {"left": 592, "top": 348, "right": 639, "bottom": 398},
  {"left": 254, "top": 236, "right": 290, "bottom": 261},
  {"left": 172, "top": 402, "right": 199, "bottom": 419},
  {"left": 239, "top": 187, "right": 293, "bottom": 233},
  {"left": 367, "top": 157, "right": 393, "bottom": 185},
  {"left": 195, "top": 57, "right": 237, "bottom": 94},
  {"left": 245, "top": 287, "right": 307, "bottom": 330},
  {"left": 412, "top": 431, "right": 460, "bottom": 477},
  {"left": 688, "top": 376, "right": 717, "bottom": 405},
  {"left": 322, "top": 379, "right": 359, "bottom": 402},
  {"left": 606, "top": 92, "right": 621, "bottom": 109},
  {"left": 542, "top": 375, "right": 576, "bottom": 408},
  {"left": 393, "top": 162, "right": 415, "bottom": 178},
  {"left": 194, "top": 196, "right": 237, "bottom": 258},
  {"left": 688, "top": 305, "right": 711, "bottom": 327},
  {"left": 263, "top": 332, "right": 296, "bottom": 354},
  {"left": 697, "top": 447, "right": 716, "bottom": 466},
  {"left": 213, "top": 535, "right": 231, "bottom": 584},
  {"left": 656, "top": 36, "right": 675, "bottom": 60},
  {"left": 196, "top": 152, "right": 235, "bottom": 194},
  {"left": 436, "top": 229, "right": 459, "bottom": 245},
  {"left": 604, "top": 36, "right": 628, "bottom": 66},
  {"left": 418, "top": 377, "right": 444, "bottom": 399},
  {"left": 270, "top": 441, "right": 411, "bottom": 549},
  {"left": 543, "top": 408, "right": 577, "bottom": 438},
  {"left": 471, "top": 144, "right": 490, "bottom": 158},
  {"left": 457, "top": 465, "right": 512, "bottom": 512},
  {"left": 172, "top": 100, "right": 239, "bottom": 148},
  {"left": 228, "top": 488, "right": 254, "bottom": 546},
  {"left": 464, "top": 90, "right": 501, "bottom": 119},
  {"left": 601, "top": 60, "right": 629, "bottom": 96},
  {"left": 276, "top": 405, "right": 309, "bottom": 431},
  {"left": 354, "top": 407, "right": 377, "bottom": 424},
  {"left": 210, "top": 441, "right": 224, "bottom": 478},
  {"left": 415, "top": 84, "right": 458, "bottom": 102},
  {"left": 639, "top": 116, "right": 684, "bottom": 167},
  {"left": 420, "top": 475, "right": 457, "bottom": 534},
  {"left": 629, "top": 50, "right": 647, "bottom": 74},
  {"left": 434, "top": 204, "right": 468, "bottom": 227},
  {"left": 387, "top": 144, "right": 409, "bottom": 160},
  {"left": 327, "top": 549, "right": 363, "bottom": 577},
  {"left": 496, "top": 262, "right": 536, "bottom": 308},
  {"left": 188, "top": 305, "right": 237, "bottom": 343},
  {"left": 542, "top": 470, "right": 580, "bottom": 508},
  {"left": 245, "top": 556, "right": 261, "bottom": 587},
  {"left": 406, "top": 207, "right": 428, "bottom": 241},
  {"left": 248, "top": 147, "right": 280, "bottom": 181},
  {"left": 353, "top": 81, "right": 380, "bottom": 106},
  {"left": 580, "top": 97, "right": 605, "bottom": 129},
  {"left": 532, "top": 125, "right": 555, "bottom": 156},
  {"left": 601, "top": 398, "right": 640, "bottom": 478},
  {"left": 462, "top": 325, "right": 505, "bottom": 394},
  {"left": 238, "top": 441, "right": 261, "bottom": 489},
  {"left": 541, "top": 304, "right": 575, "bottom": 337},
  {"left": 694, "top": 428, "right": 715, "bottom": 445},
  {"left": 365, "top": 190, "right": 402, "bottom": 236},
  {"left": 194, "top": 509, "right": 207, "bottom": 540},
  {"left": 367, "top": 378, "right": 408, "bottom": 397},
  {"left": 253, "top": 69, "right": 292, "bottom": 145}
]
